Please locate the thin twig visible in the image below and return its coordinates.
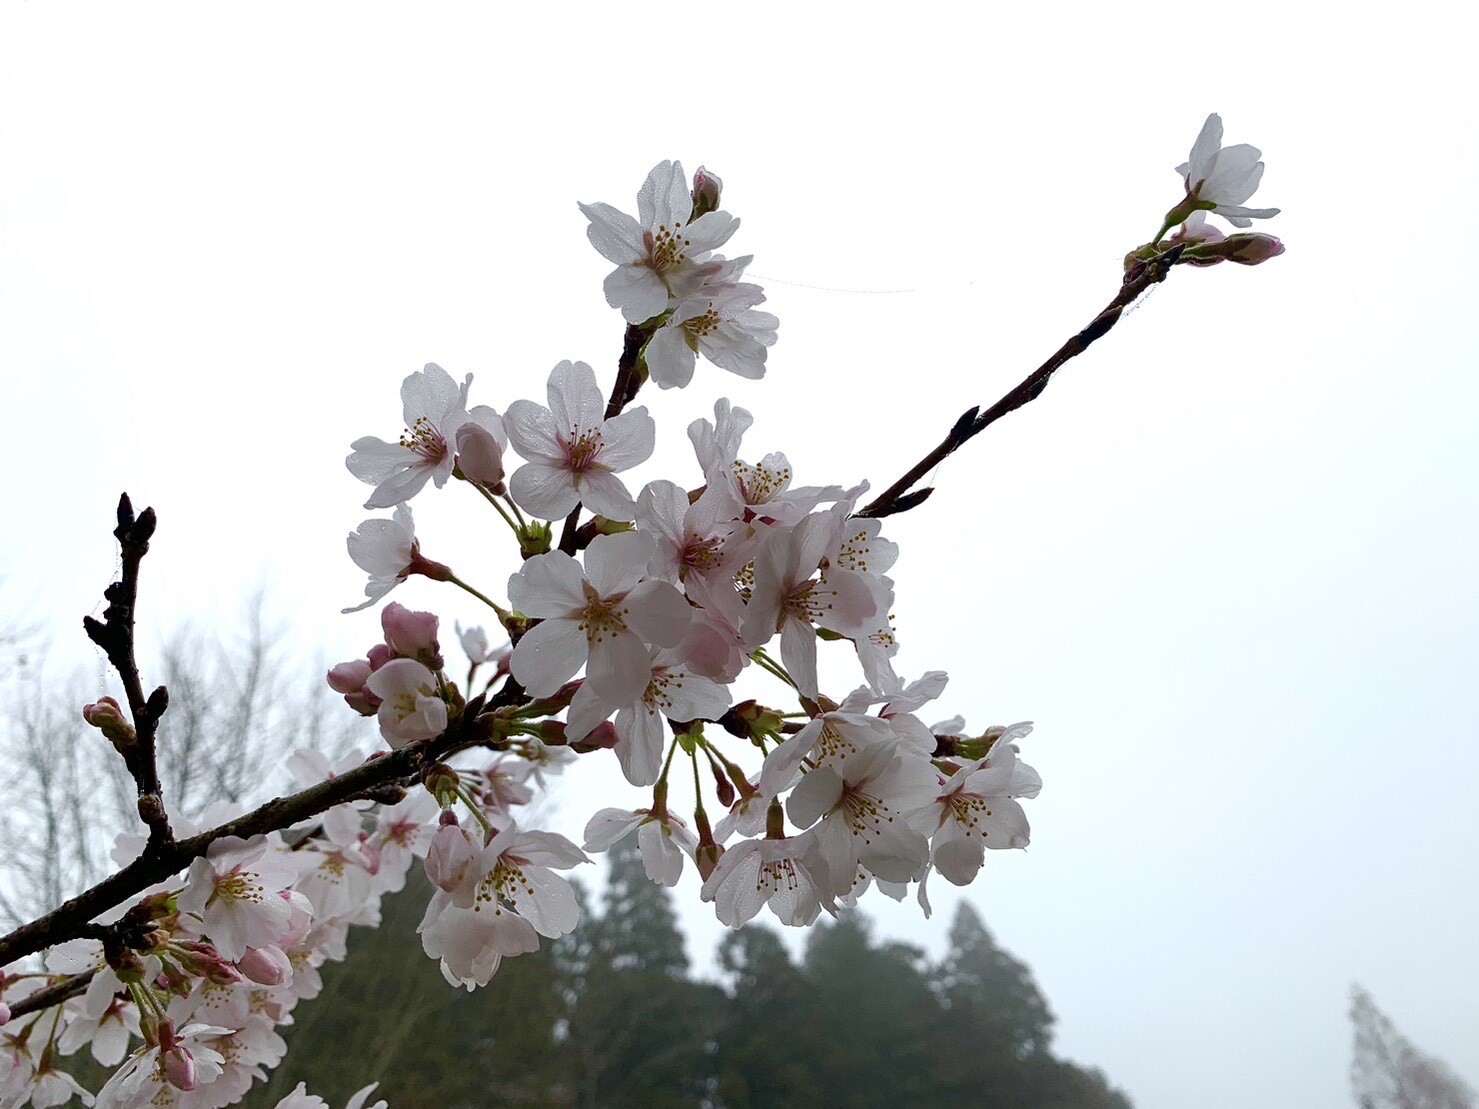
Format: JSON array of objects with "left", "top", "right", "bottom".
[
  {"left": 80, "top": 494, "right": 175, "bottom": 850},
  {"left": 4, "top": 972, "right": 94, "bottom": 1021},
  {"left": 858, "top": 248, "right": 1185, "bottom": 520}
]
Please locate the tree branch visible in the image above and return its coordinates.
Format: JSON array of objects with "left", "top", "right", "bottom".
[
  {"left": 858, "top": 247, "right": 1185, "bottom": 520},
  {"left": 0, "top": 648, "right": 525, "bottom": 969}
]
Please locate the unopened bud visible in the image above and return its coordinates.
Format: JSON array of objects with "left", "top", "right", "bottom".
[
  {"left": 327, "top": 660, "right": 379, "bottom": 716},
  {"left": 696, "top": 840, "right": 724, "bottom": 882},
  {"left": 1222, "top": 233, "right": 1285, "bottom": 266},
  {"left": 455, "top": 423, "right": 506, "bottom": 492},
  {"left": 236, "top": 945, "right": 291, "bottom": 987},
  {"left": 163, "top": 1044, "right": 198, "bottom": 1091},
  {"left": 381, "top": 602, "right": 444, "bottom": 670},
  {"left": 110, "top": 949, "right": 148, "bottom": 984},
  {"left": 570, "top": 720, "right": 619, "bottom": 753},
  {"left": 690, "top": 166, "right": 723, "bottom": 220},
  {"left": 1180, "top": 233, "right": 1286, "bottom": 268},
  {"left": 425, "top": 820, "right": 479, "bottom": 895},
  {"left": 423, "top": 764, "right": 462, "bottom": 808},
  {"left": 83, "top": 697, "right": 136, "bottom": 752}
]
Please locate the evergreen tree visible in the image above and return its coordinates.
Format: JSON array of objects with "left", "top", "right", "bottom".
[
  {"left": 560, "top": 837, "right": 722, "bottom": 1108},
  {"left": 1350, "top": 985, "right": 1476, "bottom": 1109},
  {"left": 714, "top": 925, "right": 828, "bottom": 1108},
  {"left": 936, "top": 901, "right": 1056, "bottom": 1060}
]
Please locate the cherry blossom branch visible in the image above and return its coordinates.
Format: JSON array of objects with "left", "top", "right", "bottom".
[
  {"left": 0, "top": 619, "right": 527, "bottom": 969},
  {"left": 857, "top": 246, "right": 1186, "bottom": 520},
  {"left": 80, "top": 494, "right": 175, "bottom": 850}
]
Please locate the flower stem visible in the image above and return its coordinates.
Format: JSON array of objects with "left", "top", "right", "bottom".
[{"left": 448, "top": 574, "right": 512, "bottom": 623}]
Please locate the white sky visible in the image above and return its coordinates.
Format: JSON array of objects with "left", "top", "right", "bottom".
[{"left": 3, "top": 4, "right": 1476, "bottom": 1107}]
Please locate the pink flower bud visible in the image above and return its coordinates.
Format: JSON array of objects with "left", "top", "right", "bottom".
[
  {"left": 82, "top": 696, "right": 137, "bottom": 750},
  {"left": 570, "top": 720, "right": 619, "bottom": 753},
  {"left": 327, "top": 660, "right": 380, "bottom": 716},
  {"left": 691, "top": 166, "right": 723, "bottom": 219},
  {"left": 425, "top": 821, "right": 478, "bottom": 895},
  {"left": 327, "top": 660, "right": 372, "bottom": 695},
  {"left": 696, "top": 841, "right": 724, "bottom": 882},
  {"left": 278, "top": 890, "right": 314, "bottom": 948},
  {"left": 456, "top": 422, "right": 506, "bottom": 491},
  {"left": 163, "top": 1044, "right": 198, "bottom": 1091},
  {"left": 1224, "top": 233, "right": 1285, "bottom": 266},
  {"left": 236, "top": 944, "right": 291, "bottom": 986},
  {"left": 381, "top": 603, "right": 444, "bottom": 670},
  {"left": 367, "top": 643, "right": 394, "bottom": 671}
]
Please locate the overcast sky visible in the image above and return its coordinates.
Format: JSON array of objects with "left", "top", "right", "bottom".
[{"left": 3, "top": 4, "right": 1476, "bottom": 1107}]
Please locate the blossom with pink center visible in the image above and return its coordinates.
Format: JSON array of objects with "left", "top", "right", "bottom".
[
  {"left": 565, "top": 645, "right": 731, "bottom": 785},
  {"left": 347, "top": 363, "right": 501, "bottom": 509},
  {"left": 178, "top": 836, "right": 296, "bottom": 962},
  {"left": 699, "top": 832, "right": 836, "bottom": 928},
  {"left": 758, "top": 704, "right": 896, "bottom": 798},
  {"left": 645, "top": 261, "right": 779, "bottom": 389},
  {"left": 419, "top": 822, "right": 587, "bottom": 989},
  {"left": 93, "top": 1022, "right": 230, "bottom": 1107},
  {"left": 1176, "top": 113, "right": 1280, "bottom": 228},
  {"left": 363, "top": 658, "right": 447, "bottom": 748},
  {"left": 743, "top": 505, "right": 892, "bottom": 699},
  {"left": 929, "top": 727, "right": 1041, "bottom": 886},
  {"left": 507, "top": 532, "right": 690, "bottom": 704},
  {"left": 503, "top": 360, "right": 655, "bottom": 521},
  {"left": 687, "top": 400, "right": 843, "bottom": 526},
  {"left": 579, "top": 160, "right": 740, "bottom": 324},
  {"left": 635, "top": 479, "right": 749, "bottom": 584},
  {"left": 584, "top": 807, "right": 700, "bottom": 887},
  {"left": 786, "top": 741, "right": 937, "bottom": 894}
]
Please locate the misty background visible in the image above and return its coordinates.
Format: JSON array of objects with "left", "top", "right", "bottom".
[{"left": 2, "top": 4, "right": 1477, "bottom": 1107}]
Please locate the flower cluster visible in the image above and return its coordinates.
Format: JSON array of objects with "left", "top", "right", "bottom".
[
  {"left": 3, "top": 123, "right": 1281, "bottom": 1107},
  {"left": 1, "top": 781, "right": 447, "bottom": 1107}
]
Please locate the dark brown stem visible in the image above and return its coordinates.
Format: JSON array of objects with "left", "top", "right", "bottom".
[
  {"left": 81, "top": 494, "right": 174, "bottom": 849},
  {"left": 5, "top": 972, "right": 94, "bottom": 1022},
  {"left": 858, "top": 248, "right": 1184, "bottom": 520}
]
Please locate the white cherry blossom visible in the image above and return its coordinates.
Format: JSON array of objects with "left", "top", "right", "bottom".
[
  {"left": 700, "top": 832, "right": 836, "bottom": 928},
  {"left": 929, "top": 728, "right": 1040, "bottom": 886},
  {"left": 579, "top": 160, "right": 740, "bottom": 323},
  {"left": 507, "top": 532, "right": 690, "bottom": 703},
  {"left": 178, "top": 836, "right": 296, "bottom": 962},
  {"left": 364, "top": 658, "right": 447, "bottom": 748},
  {"left": 1177, "top": 113, "right": 1280, "bottom": 228},
  {"left": 419, "top": 823, "right": 587, "bottom": 989},
  {"left": 645, "top": 266, "right": 779, "bottom": 389},
  {"left": 566, "top": 645, "right": 731, "bottom": 785},
  {"left": 786, "top": 741, "right": 936, "bottom": 893},
  {"left": 583, "top": 807, "right": 699, "bottom": 887},
  {"left": 347, "top": 364, "right": 500, "bottom": 509},
  {"left": 504, "top": 360, "right": 655, "bottom": 521}
]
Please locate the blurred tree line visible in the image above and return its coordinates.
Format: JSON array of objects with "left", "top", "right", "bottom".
[{"left": 263, "top": 838, "right": 1133, "bottom": 1108}]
